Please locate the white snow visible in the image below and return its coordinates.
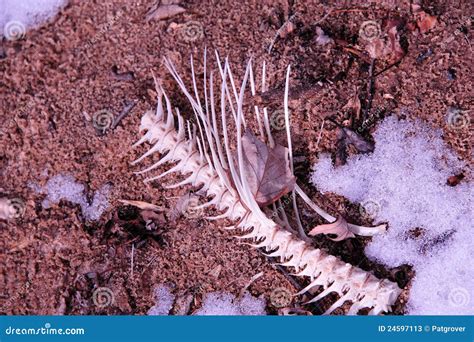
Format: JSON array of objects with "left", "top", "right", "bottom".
[
  {"left": 32, "top": 174, "right": 111, "bottom": 221},
  {"left": 147, "top": 284, "right": 175, "bottom": 316},
  {"left": 194, "top": 292, "right": 267, "bottom": 315},
  {"left": 311, "top": 116, "right": 473, "bottom": 315},
  {"left": 1, "top": 0, "right": 68, "bottom": 40}
]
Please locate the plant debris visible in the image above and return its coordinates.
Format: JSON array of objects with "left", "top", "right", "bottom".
[
  {"left": 412, "top": 4, "right": 438, "bottom": 33},
  {"left": 240, "top": 130, "right": 295, "bottom": 206},
  {"left": 145, "top": 3, "right": 186, "bottom": 22}
]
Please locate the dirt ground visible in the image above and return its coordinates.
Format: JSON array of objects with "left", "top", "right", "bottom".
[{"left": 0, "top": 0, "right": 472, "bottom": 315}]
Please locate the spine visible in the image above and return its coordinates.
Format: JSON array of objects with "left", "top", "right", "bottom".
[{"left": 134, "top": 109, "right": 402, "bottom": 315}]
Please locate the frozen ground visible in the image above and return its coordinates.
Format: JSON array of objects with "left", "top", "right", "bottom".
[{"left": 312, "top": 117, "right": 473, "bottom": 314}]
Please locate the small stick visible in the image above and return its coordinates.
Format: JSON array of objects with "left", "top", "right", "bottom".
[
  {"left": 275, "top": 265, "right": 303, "bottom": 291},
  {"left": 111, "top": 100, "right": 137, "bottom": 130},
  {"left": 130, "top": 243, "right": 135, "bottom": 278},
  {"left": 314, "top": 9, "right": 334, "bottom": 26},
  {"left": 374, "top": 59, "right": 401, "bottom": 78},
  {"left": 267, "top": 13, "right": 297, "bottom": 53},
  {"left": 141, "top": 255, "right": 158, "bottom": 275},
  {"left": 315, "top": 119, "right": 326, "bottom": 151},
  {"left": 363, "top": 58, "right": 375, "bottom": 122}
]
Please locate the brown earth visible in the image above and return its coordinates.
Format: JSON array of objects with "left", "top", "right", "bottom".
[{"left": 0, "top": 0, "right": 472, "bottom": 315}]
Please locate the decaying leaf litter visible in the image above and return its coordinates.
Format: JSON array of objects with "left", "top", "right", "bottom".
[{"left": 1, "top": 0, "right": 472, "bottom": 311}]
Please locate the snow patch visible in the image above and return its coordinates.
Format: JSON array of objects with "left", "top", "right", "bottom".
[
  {"left": 311, "top": 117, "right": 473, "bottom": 314},
  {"left": 33, "top": 174, "right": 111, "bottom": 221},
  {"left": 194, "top": 292, "right": 267, "bottom": 315},
  {"left": 1, "top": 0, "right": 68, "bottom": 40},
  {"left": 147, "top": 284, "right": 175, "bottom": 316}
]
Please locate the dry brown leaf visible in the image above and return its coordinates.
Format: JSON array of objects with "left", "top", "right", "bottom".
[
  {"left": 308, "top": 216, "right": 355, "bottom": 241},
  {"left": 170, "top": 292, "right": 194, "bottom": 315},
  {"left": 342, "top": 127, "right": 374, "bottom": 153},
  {"left": 343, "top": 94, "right": 362, "bottom": 120},
  {"left": 364, "top": 19, "right": 406, "bottom": 61},
  {"left": 416, "top": 11, "right": 438, "bottom": 33},
  {"left": 335, "top": 130, "right": 348, "bottom": 167},
  {"left": 119, "top": 199, "right": 164, "bottom": 211},
  {"left": 140, "top": 210, "right": 166, "bottom": 224},
  {"left": 146, "top": 4, "right": 186, "bottom": 22},
  {"left": 386, "top": 20, "right": 406, "bottom": 61},
  {"left": 241, "top": 129, "right": 295, "bottom": 206},
  {"left": 208, "top": 265, "right": 222, "bottom": 278},
  {"left": 279, "top": 21, "right": 295, "bottom": 39}
]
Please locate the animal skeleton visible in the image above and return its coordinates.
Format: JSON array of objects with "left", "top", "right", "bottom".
[{"left": 132, "top": 51, "right": 401, "bottom": 315}]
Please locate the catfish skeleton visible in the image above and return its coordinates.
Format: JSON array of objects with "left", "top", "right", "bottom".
[{"left": 132, "top": 51, "right": 401, "bottom": 314}]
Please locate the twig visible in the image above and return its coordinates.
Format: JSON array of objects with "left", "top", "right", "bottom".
[
  {"left": 130, "top": 243, "right": 135, "bottom": 278},
  {"left": 267, "top": 13, "right": 297, "bottom": 53},
  {"left": 374, "top": 59, "right": 401, "bottom": 78},
  {"left": 314, "top": 9, "right": 334, "bottom": 26},
  {"left": 275, "top": 265, "right": 303, "bottom": 290},
  {"left": 315, "top": 119, "right": 326, "bottom": 151},
  {"left": 363, "top": 58, "right": 375, "bottom": 122},
  {"left": 141, "top": 255, "right": 158, "bottom": 275},
  {"left": 111, "top": 100, "right": 137, "bottom": 130}
]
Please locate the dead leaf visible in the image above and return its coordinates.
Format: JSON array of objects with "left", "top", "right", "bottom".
[
  {"left": 208, "top": 265, "right": 222, "bottom": 278},
  {"left": 342, "top": 127, "right": 374, "bottom": 153},
  {"left": 146, "top": 4, "right": 186, "bottom": 22},
  {"left": 140, "top": 210, "right": 166, "bottom": 224},
  {"left": 308, "top": 216, "right": 355, "bottom": 241},
  {"left": 119, "top": 199, "right": 164, "bottom": 211},
  {"left": 334, "top": 133, "right": 347, "bottom": 167},
  {"left": 241, "top": 129, "right": 295, "bottom": 206},
  {"left": 343, "top": 94, "right": 362, "bottom": 120},
  {"left": 364, "top": 19, "right": 406, "bottom": 62},
  {"left": 170, "top": 292, "right": 194, "bottom": 315},
  {"left": 279, "top": 21, "right": 295, "bottom": 39},
  {"left": 386, "top": 20, "right": 406, "bottom": 61},
  {"left": 447, "top": 173, "right": 464, "bottom": 187},
  {"left": 412, "top": 3, "right": 437, "bottom": 33}
]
